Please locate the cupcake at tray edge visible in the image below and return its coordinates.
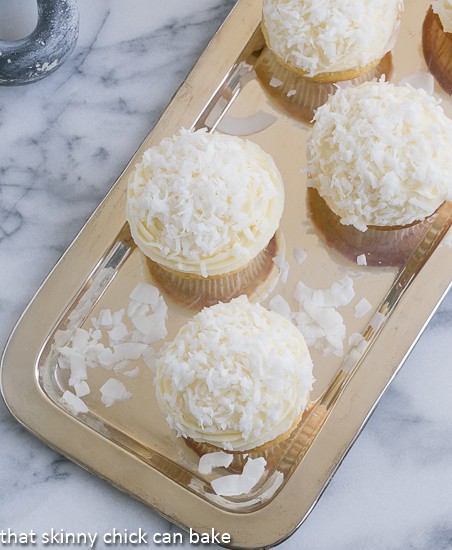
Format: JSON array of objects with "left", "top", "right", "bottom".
[
  {"left": 255, "top": 0, "right": 402, "bottom": 122},
  {"left": 126, "top": 129, "right": 284, "bottom": 308},
  {"left": 154, "top": 296, "right": 314, "bottom": 454},
  {"left": 423, "top": 1, "right": 452, "bottom": 95},
  {"left": 306, "top": 80, "right": 452, "bottom": 265}
]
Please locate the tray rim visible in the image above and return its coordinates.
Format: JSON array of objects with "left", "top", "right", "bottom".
[{"left": 2, "top": 0, "right": 452, "bottom": 548}]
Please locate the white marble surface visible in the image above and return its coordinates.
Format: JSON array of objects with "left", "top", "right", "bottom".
[{"left": 0, "top": 1, "right": 452, "bottom": 549}]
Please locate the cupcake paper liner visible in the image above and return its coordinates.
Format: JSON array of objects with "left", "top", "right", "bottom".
[
  {"left": 307, "top": 188, "right": 437, "bottom": 267},
  {"left": 423, "top": 7, "right": 452, "bottom": 96},
  {"left": 255, "top": 47, "right": 393, "bottom": 124},
  {"left": 147, "top": 235, "right": 279, "bottom": 310}
]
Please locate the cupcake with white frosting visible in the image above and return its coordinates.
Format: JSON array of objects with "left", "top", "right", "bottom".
[
  {"left": 423, "top": 1, "right": 452, "bottom": 95},
  {"left": 262, "top": 0, "right": 402, "bottom": 81},
  {"left": 255, "top": 0, "right": 401, "bottom": 122},
  {"left": 154, "top": 296, "right": 314, "bottom": 453},
  {"left": 127, "top": 129, "right": 284, "bottom": 308},
  {"left": 306, "top": 80, "right": 452, "bottom": 264}
]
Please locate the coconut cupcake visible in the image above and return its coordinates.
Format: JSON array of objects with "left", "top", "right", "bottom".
[
  {"left": 306, "top": 80, "right": 452, "bottom": 263},
  {"left": 423, "top": 1, "right": 452, "bottom": 95},
  {"left": 262, "top": 0, "right": 402, "bottom": 81},
  {"left": 154, "top": 296, "right": 314, "bottom": 453},
  {"left": 126, "top": 129, "right": 284, "bottom": 308},
  {"left": 256, "top": 0, "right": 402, "bottom": 121},
  {"left": 307, "top": 80, "right": 452, "bottom": 230}
]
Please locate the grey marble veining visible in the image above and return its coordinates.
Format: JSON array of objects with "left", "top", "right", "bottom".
[{"left": 0, "top": 1, "right": 451, "bottom": 549}]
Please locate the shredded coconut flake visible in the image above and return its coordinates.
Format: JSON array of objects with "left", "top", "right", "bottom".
[
  {"left": 198, "top": 452, "right": 233, "bottom": 475},
  {"left": 62, "top": 391, "right": 89, "bottom": 414},
  {"left": 357, "top": 254, "right": 367, "bottom": 266},
  {"left": 100, "top": 378, "right": 132, "bottom": 407},
  {"left": 432, "top": 0, "right": 452, "bottom": 33},
  {"left": 55, "top": 283, "right": 168, "bottom": 408},
  {"left": 292, "top": 276, "right": 354, "bottom": 357},
  {"left": 74, "top": 381, "right": 91, "bottom": 398},
  {"left": 268, "top": 294, "right": 292, "bottom": 319},
  {"left": 294, "top": 248, "right": 307, "bottom": 265},
  {"left": 354, "top": 298, "right": 373, "bottom": 318},
  {"left": 399, "top": 72, "right": 435, "bottom": 95},
  {"left": 348, "top": 332, "right": 364, "bottom": 347},
  {"left": 211, "top": 457, "right": 267, "bottom": 497},
  {"left": 269, "top": 77, "right": 283, "bottom": 88},
  {"left": 122, "top": 366, "right": 140, "bottom": 378},
  {"left": 272, "top": 255, "right": 289, "bottom": 284}
]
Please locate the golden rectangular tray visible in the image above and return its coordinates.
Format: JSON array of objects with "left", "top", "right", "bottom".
[{"left": 1, "top": 0, "right": 452, "bottom": 548}]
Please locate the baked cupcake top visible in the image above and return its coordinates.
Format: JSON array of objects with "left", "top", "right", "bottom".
[
  {"left": 262, "top": 0, "right": 403, "bottom": 78},
  {"left": 307, "top": 81, "right": 452, "bottom": 231},
  {"left": 154, "top": 296, "right": 314, "bottom": 452},
  {"left": 126, "top": 129, "right": 284, "bottom": 278},
  {"left": 432, "top": 0, "right": 452, "bottom": 33}
]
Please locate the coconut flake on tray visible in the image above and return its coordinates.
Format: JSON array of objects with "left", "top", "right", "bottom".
[
  {"left": 294, "top": 247, "right": 307, "bottom": 265},
  {"left": 292, "top": 276, "right": 355, "bottom": 357},
  {"left": 198, "top": 452, "right": 234, "bottom": 475},
  {"left": 100, "top": 378, "right": 132, "bottom": 407},
  {"left": 62, "top": 391, "right": 89, "bottom": 414},
  {"left": 354, "top": 298, "right": 373, "bottom": 318},
  {"left": 122, "top": 366, "right": 140, "bottom": 378},
  {"left": 269, "top": 77, "right": 283, "bottom": 88},
  {"left": 74, "top": 381, "right": 91, "bottom": 398},
  {"left": 356, "top": 254, "right": 367, "bottom": 266},
  {"left": 399, "top": 72, "right": 435, "bottom": 95},
  {"left": 54, "top": 282, "right": 168, "bottom": 410},
  {"left": 268, "top": 294, "right": 292, "bottom": 319},
  {"left": 272, "top": 254, "right": 290, "bottom": 284},
  {"left": 211, "top": 457, "right": 267, "bottom": 497}
]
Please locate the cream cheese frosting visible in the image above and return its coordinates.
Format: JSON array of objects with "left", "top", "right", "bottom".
[
  {"left": 432, "top": 0, "right": 452, "bottom": 33},
  {"left": 154, "top": 296, "right": 314, "bottom": 452},
  {"left": 307, "top": 80, "right": 452, "bottom": 231},
  {"left": 262, "top": 0, "right": 403, "bottom": 77},
  {"left": 126, "top": 129, "right": 284, "bottom": 277}
]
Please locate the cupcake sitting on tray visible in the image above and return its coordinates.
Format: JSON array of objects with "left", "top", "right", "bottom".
[
  {"left": 423, "top": 0, "right": 452, "bottom": 95},
  {"left": 255, "top": 0, "right": 402, "bottom": 122},
  {"left": 306, "top": 80, "right": 452, "bottom": 266},
  {"left": 154, "top": 296, "right": 314, "bottom": 454},
  {"left": 126, "top": 129, "right": 284, "bottom": 308}
]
